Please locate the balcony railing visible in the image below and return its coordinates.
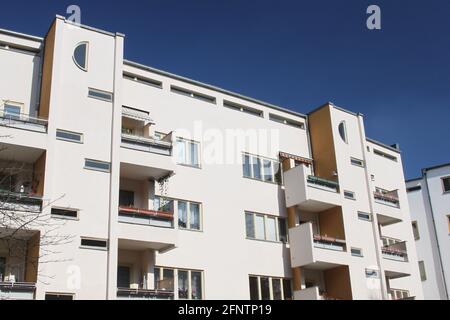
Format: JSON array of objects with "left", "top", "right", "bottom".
[
  {"left": 374, "top": 191, "right": 400, "bottom": 207},
  {"left": 307, "top": 175, "right": 339, "bottom": 192},
  {"left": 389, "top": 288, "right": 413, "bottom": 300},
  {"left": 0, "top": 282, "right": 36, "bottom": 300},
  {"left": 118, "top": 206, "right": 174, "bottom": 228},
  {"left": 0, "top": 190, "right": 43, "bottom": 212},
  {"left": 313, "top": 234, "right": 346, "bottom": 252},
  {"left": 117, "top": 287, "right": 174, "bottom": 300},
  {"left": 382, "top": 247, "right": 408, "bottom": 262},
  {"left": 121, "top": 133, "right": 172, "bottom": 156},
  {"left": 0, "top": 110, "right": 48, "bottom": 133}
]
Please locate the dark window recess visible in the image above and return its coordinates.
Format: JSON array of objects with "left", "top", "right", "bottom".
[
  {"left": 119, "top": 190, "right": 134, "bottom": 207},
  {"left": 123, "top": 72, "right": 162, "bottom": 88},
  {"left": 344, "top": 191, "right": 355, "bottom": 199},
  {"left": 358, "top": 211, "right": 372, "bottom": 221},
  {"left": 117, "top": 266, "right": 131, "bottom": 288},
  {"left": 351, "top": 248, "right": 363, "bottom": 256},
  {"left": 282, "top": 279, "right": 292, "bottom": 300},
  {"left": 45, "top": 294, "right": 74, "bottom": 300},
  {"left": 51, "top": 208, "right": 78, "bottom": 219},
  {"left": 373, "top": 149, "right": 397, "bottom": 162},
  {"left": 269, "top": 113, "right": 305, "bottom": 129},
  {"left": 249, "top": 276, "right": 259, "bottom": 300},
  {"left": 443, "top": 177, "right": 450, "bottom": 193},
  {"left": 260, "top": 277, "right": 271, "bottom": 300},
  {"left": 81, "top": 238, "right": 107, "bottom": 248},
  {"left": 170, "top": 86, "right": 216, "bottom": 104},
  {"left": 407, "top": 185, "right": 422, "bottom": 192}
]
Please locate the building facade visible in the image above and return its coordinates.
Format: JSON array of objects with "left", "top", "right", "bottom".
[
  {"left": 0, "top": 16, "right": 423, "bottom": 300},
  {"left": 406, "top": 164, "right": 450, "bottom": 300}
]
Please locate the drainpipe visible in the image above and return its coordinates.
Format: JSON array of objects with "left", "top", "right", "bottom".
[
  {"left": 423, "top": 170, "right": 449, "bottom": 299},
  {"left": 356, "top": 114, "right": 388, "bottom": 300}
]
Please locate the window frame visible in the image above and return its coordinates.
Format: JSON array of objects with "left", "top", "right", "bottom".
[
  {"left": 412, "top": 221, "right": 420, "bottom": 240},
  {"left": 84, "top": 158, "right": 111, "bottom": 173},
  {"left": 51, "top": 207, "right": 79, "bottom": 220},
  {"left": 88, "top": 88, "right": 113, "bottom": 102},
  {"left": 80, "top": 237, "right": 108, "bottom": 251},
  {"left": 56, "top": 129, "right": 84, "bottom": 144},
  {"left": 176, "top": 137, "right": 201, "bottom": 168},
  {"left": 338, "top": 121, "right": 348, "bottom": 144},
  {"left": 248, "top": 275, "right": 292, "bottom": 300},
  {"left": 344, "top": 190, "right": 356, "bottom": 200},
  {"left": 418, "top": 261, "right": 427, "bottom": 281},
  {"left": 268, "top": 113, "right": 305, "bottom": 130},
  {"left": 242, "top": 153, "right": 282, "bottom": 185},
  {"left": 2, "top": 102, "right": 23, "bottom": 120},
  {"left": 441, "top": 176, "right": 450, "bottom": 194},
  {"left": 156, "top": 196, "right": 203, "bottom": 232},
  {"left": 155, "top": 266, "right": 204, "bottom": 300},
  {"left": 245, "top": 211, "right": 288, "bottom": 243},
  {"left": 73, "top": 41, "right": 89, "bottom": 72},
  {"left": 350, "top": 157, "right": 365, "bottom": 167},
  {"left": 357, "top": 211, "right": 372, "bottom": 222},
  {"left": 351, "top": 247, "right": 363, "bottom": 257}
]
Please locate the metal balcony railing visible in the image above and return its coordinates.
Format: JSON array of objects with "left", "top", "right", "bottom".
[
  {"left": 307, "top": 175, "right": 339, "bottom": 191},
  {"left": 117, "top": 287, "right": 174, "bottom": 300},
  {"left": 313, "top": 234, "right": 346, "bottom": 251},
  {"left": 0, "top": 190, "right": 43, "bottom": 212},
  {"left": 0, "top": 110, "right": 48, "bottom": 132},
  {"left": 118, "top": 206, "right": 174, "bottom": 220},
  {"left": 374, "top": 191, "right": 400, "bottom": 207}
]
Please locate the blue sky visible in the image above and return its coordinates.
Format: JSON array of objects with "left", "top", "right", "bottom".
[{"left": 1, "top": 0, "right": 449, "bottom": 179}]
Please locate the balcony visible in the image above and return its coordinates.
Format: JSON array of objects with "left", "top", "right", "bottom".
[
  {"left": 381, "top": 238, "right": 410, "bottom": 279},
  {"left": 373, "top": 188, "right": 402, "bottom": 226},
  {"left": 389, "top": 288, "right": 415, "bottom": 300},
  {"left": 119, "top": 206, "right": 173, "bottom": 228},
  {"left": 284, "top": 164, "right": 341, "bottom": 211},
  {"left": 0, "top": 109, "right": 47, "bottom": 133},
  {"left": 121, "top": 106, "right": 173, "bottom": 156},
  {"left": 0, "top": 190, "right": 42, "bottom": 213},
  {"left": 117, "top": 288, "right": 173, "bottom": 300},
  {"left": 0, "top": 282, "right": 36, "bottom": 300},
  {"left": 289, "top": 222, "right": 347, "bottom": 269},
  {"left": 293, "top": 286, "right": 342, "bottom": 300}
]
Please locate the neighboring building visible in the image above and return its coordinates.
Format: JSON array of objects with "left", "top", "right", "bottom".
[
  {"left": 406, "top": 164, "right": 450, "bottom": 300},
  {"left": 0, "top": 16, "right": 423, "bottom": 300}
]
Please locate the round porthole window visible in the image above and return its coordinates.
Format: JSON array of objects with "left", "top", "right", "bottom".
[{"left": 73, "top": 42, "right": 88, "bottom": 71}]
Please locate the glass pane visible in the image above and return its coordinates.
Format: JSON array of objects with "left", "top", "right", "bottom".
[
  {"left": 161, "top": 269, "right": 174, "bottom": 291},
  {"left": 190, "top": 142, "right": 199, "bottom": 167},
  {"left": 178, "top": 270, "right": 189, "bottom": 299},
  {"left": 266, "top": 217, "right": 277, "bottom": 241},
  {"left": 272, "top": 278, "right": 282, "bottom": 300},
  {"left": 283, "top": 279, "right": 292, "bottom": 300},
  {"left": 263, "top": 159, "right": 273, "bottom": 182},
  {"left": 0, "top": 257, "right": 5, "bottom": 282},
  {"left": 254, "top": 215, "right": 265, "bottom": 240},
  {"left": 119, "top": 190, "right": 134, "bottom": 207},
  {"left": 249, "top": 276, "right": 259, "bottom": 300},
  {"left": 154, "top": 268, "right": 160, "bottom": 289},
  {"left": 273, "top": 161, "right": 282, "bottom": 184},
  {"left": 278, "top": 218, "right": 287, "bottom": 242},
  {"left": 242, "top": 154, "right": 251, "bottom": 178},
  {"left": 252, "top": 156, "right": 261, "bottom": 180},
  {"left": 245, "top": 213, "right": 255, "bottom": 238},
  {"left": 178, "top": 201, "right": 188, "bottom": 229},
  {"left": 191, "top": 271, "right": 202, "bottom": 300},
  {"left": 177, "top": 139, "right": 186, "bottom": 164},
  {"left": 260, "top": 277, "right": 270, "bottom": 300},
  {"left": 73, "top": 43, "right": 87, "bottom": 69},
  {"left": 4, "top": 105, "right": 21, "bottom": 119},
  {"left": 189, "top": 203, "right": 201, "bottom": 230},
  {"left": 338, "top": 121, "right": 347, "bottom": 143}
]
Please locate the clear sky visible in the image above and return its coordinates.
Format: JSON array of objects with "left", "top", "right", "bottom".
[{"left": 1, "top": 0, "right": 449, "bottom": 179}]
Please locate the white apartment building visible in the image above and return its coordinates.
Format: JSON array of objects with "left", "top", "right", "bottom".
[
  {"left": 0, "top": 16, "right": 423, "bottom": 300},
  {"left": 406, "top": 164, "right": 450, "bottom": 300}
]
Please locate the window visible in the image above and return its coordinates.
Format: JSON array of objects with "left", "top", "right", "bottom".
[
  {"left": 0, "top": 257, "right": 5, "bottom": 282},
  {"left": 45, "top": 293, "right": 74, "bottom": 300},
  {"left": 412, "top": 221, "right": 420, "bottom": 240},
  {"left": 3, "top": 103, "right": 21, "bottom": 120},
  {"left": 123, "top": 72, "right": 162, "bottom": 89},
  {"left": 269, "top": 113, "right": 305, "bottom": 129},
  {"left": 155, "top": 267, "right": 203, "bottom": 299},
  {"left": 177, "top": 200, "right": 202, "bottom": 231},
  {"left": 88, "top": 88, "right": 113, "bottom": 102},
  {"left": 84, "top": 159, "right": 111, "bottom": 173},
  {"left": 351, "top": 247, "right": 363, "bottom": 257},
  {"left": 56, "top": 129, "right": 83, "bottom": 143},
  {"left": 407, "top": 185, "right": 422, "bottom": 192},
  {"left": 442, "top": 177, "right": 450, "bottom": 193},
  {"left": 177, "top": 138, "right": 200, "bottom": 168},
  {"left": 119, "top": 190, "right": 134, "bottom": 207},
  {"left": 51, "top": 208, "right": 78, "bottom": 219},
  {"left": 344, "top": 190, "right": 355, "bottom": 200},
  {"left": 73, "top": 42, "right": 88, "bottom": 71},
  {"left": 357, "top": 211, "right": 372, "bottom": 221},
  {"left": 80, "top": 238, "right": 107, "bottom": 250},
  {"left": 170, "top": 86, "right": 216, "bottom": 104},
  {"left": 373, "top": 149, "right": 397, "bottom": 162},
  {"left": 245, "top": 212, "right": 288, "bottom": 243},
  {"left": 365, "top": 269, "right": 379, "bottom": 278},
  {"left": 338, "top": 121, "right": 348, "bottom": 143},
  {"left": 350, "top": 158, "right": 364, "bottom": 167},
  {"left": 249, "top": 275, "right": 292, "bottom": 300},
  {"left": 447, "top": 215, "right": 450, "bottom": 234},
  {"left": 242, "top": 153, "right": 281, "bottom": 184},
  {"left": 418, "top": 261, "right": 427, "bottom": 281},
  {"left": 223, "top": 100, "right": 263, "bottom": 117}
]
